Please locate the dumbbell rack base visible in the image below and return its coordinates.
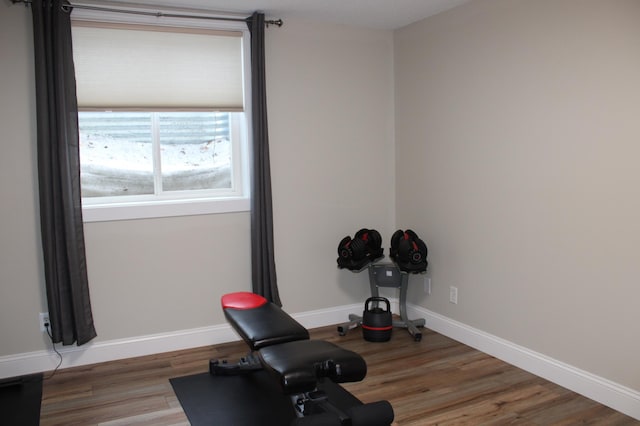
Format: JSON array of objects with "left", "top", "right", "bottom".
[{"left": 337, "top": 262, "right": 426, "bottom": 341}]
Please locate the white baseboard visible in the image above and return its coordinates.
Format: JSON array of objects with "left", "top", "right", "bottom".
[
  {"left": 406, "top": 303, "right": 640, "bottom": 420},
  {"left": 0, "top": 324, "right": 238, "bottom": 379},
  {"left": 0, "top": 303, "right": 362, "bottom": 380},
  {"left": 1, "top": 301, "right": 638, "bottom": 420}
]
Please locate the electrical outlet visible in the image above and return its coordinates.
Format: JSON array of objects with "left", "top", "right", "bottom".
[
  {"left": 449, "top": 286, "right": 458, "bottom": 304},
  {"left": 39, "top": 312, "right": 50, "bottom": 333},
  {"left": 424, "top": 277, "right": 431, "bottom": 294}
]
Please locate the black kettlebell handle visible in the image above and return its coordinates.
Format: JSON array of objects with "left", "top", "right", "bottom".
[{"left": 364, "top": 297, "right": 390, "bottom": 313}]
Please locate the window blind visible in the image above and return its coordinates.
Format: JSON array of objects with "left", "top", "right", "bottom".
[{"left": 71, "top": 21, "right": 244, "bottom": 111}]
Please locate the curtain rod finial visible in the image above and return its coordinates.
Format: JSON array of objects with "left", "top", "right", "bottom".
[{"left": 266, "top": 19, "right": 283, "bottom": 28}]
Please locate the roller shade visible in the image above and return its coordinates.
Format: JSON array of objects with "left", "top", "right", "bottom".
[{"left": 71, "top": 22, "right": 244, "bottom": 111}]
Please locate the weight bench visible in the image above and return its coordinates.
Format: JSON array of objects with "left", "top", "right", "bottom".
[{"left": 210, "top": 292, "right": 395, "bottom": 426}]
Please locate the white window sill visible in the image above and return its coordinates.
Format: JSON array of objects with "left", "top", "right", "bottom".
[{"left": 82, "top": 197, "right": 250, "bottom": 222}]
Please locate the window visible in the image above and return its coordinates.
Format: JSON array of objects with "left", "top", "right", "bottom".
[
  {"left": 71, "top": 8, "right": 251, "bottom": 222},
  {"left": 79, "top": 111, "right": 241, "bottom": 195}
]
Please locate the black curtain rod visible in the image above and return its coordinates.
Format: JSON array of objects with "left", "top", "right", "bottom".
[{"left": 10, "top": 0, "right": 284, "bottom": 27}]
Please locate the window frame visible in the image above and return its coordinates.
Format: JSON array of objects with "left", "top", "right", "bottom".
[{"left": 71, "top": 6, "right": 252, "bottom": 222}]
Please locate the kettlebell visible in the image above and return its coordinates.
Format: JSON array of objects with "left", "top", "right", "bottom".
[{"left": 362, "top": 297, "right": 392, "bottom": 342}]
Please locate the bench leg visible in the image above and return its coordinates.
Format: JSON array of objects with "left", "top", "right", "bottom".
[
  {"left": 209, "top": 352, "right": 263, "bottom": 376},
  {"left": 291, "top": 390, "right": 394, "bottom": 426}
]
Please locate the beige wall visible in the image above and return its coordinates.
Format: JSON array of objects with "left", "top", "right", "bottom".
[
  {"left": 0, "top": 8, "right": 394, "bottom": 355},
  {"left": 395, "top": 0, "right": 640, "bottom": 391},
  {"left": 0, "top": 5, "right": 47, "bottom": 356}
]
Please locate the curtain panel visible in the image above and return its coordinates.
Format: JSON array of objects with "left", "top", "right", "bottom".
[
  {"left": 31, "top": 0, "right": 97, "bottom": 346},
  {"left": 246, "top": 12, "right": 282, "bottom": 306}
]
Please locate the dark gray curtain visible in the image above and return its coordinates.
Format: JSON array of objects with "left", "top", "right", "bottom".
[
  {"left": 246, "top": 12, "right": 281, "bottom": 306},
  {"left": 31, "top": 0, "right": 97, "bottom": 346}
]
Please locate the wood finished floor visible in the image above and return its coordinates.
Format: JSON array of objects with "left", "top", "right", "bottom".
[{"left": 40, "top": 324, "right": 638, "bottom": 425}]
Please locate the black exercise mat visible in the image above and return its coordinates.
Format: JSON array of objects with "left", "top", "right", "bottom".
[
  {"left": 170, "top": 371, "right": 361, "bottom": 426},
  {"left": 171, "top": 370, "right": 295, "bottom": 425},
  {"left": 0, "top": 373, "right": 44, "bottom": 426}
]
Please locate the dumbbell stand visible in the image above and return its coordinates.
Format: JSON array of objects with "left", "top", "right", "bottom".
[{"left": 338, "top": 263, "right": 426, "bottom": 341}]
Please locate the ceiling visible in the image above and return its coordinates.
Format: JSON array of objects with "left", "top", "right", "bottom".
[{"left": 106, "top": 0, "right": 473, "bottom": 30}]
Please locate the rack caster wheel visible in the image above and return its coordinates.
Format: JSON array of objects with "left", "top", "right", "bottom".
[
  {"left": 337, "top": 325, "right": 346, "bottom": 336},
  {"left": 413, "top": 332, "right": 422, "bottom": 342}
]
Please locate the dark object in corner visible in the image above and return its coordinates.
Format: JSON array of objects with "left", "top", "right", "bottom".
[{"left": 0, "top": 373, "right": 44, "bottom": 426}]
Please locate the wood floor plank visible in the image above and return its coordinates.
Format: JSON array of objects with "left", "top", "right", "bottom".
[
  {"left": 98, "top": 406, "right": 189, "bottom": 426},
  {"left": 39, "top": 324, "right": 639, "bottom": 425}
]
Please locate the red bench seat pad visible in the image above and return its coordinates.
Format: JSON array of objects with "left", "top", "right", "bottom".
[{"left": 222, "top": 292, "right": 268, "bottom": 310}]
